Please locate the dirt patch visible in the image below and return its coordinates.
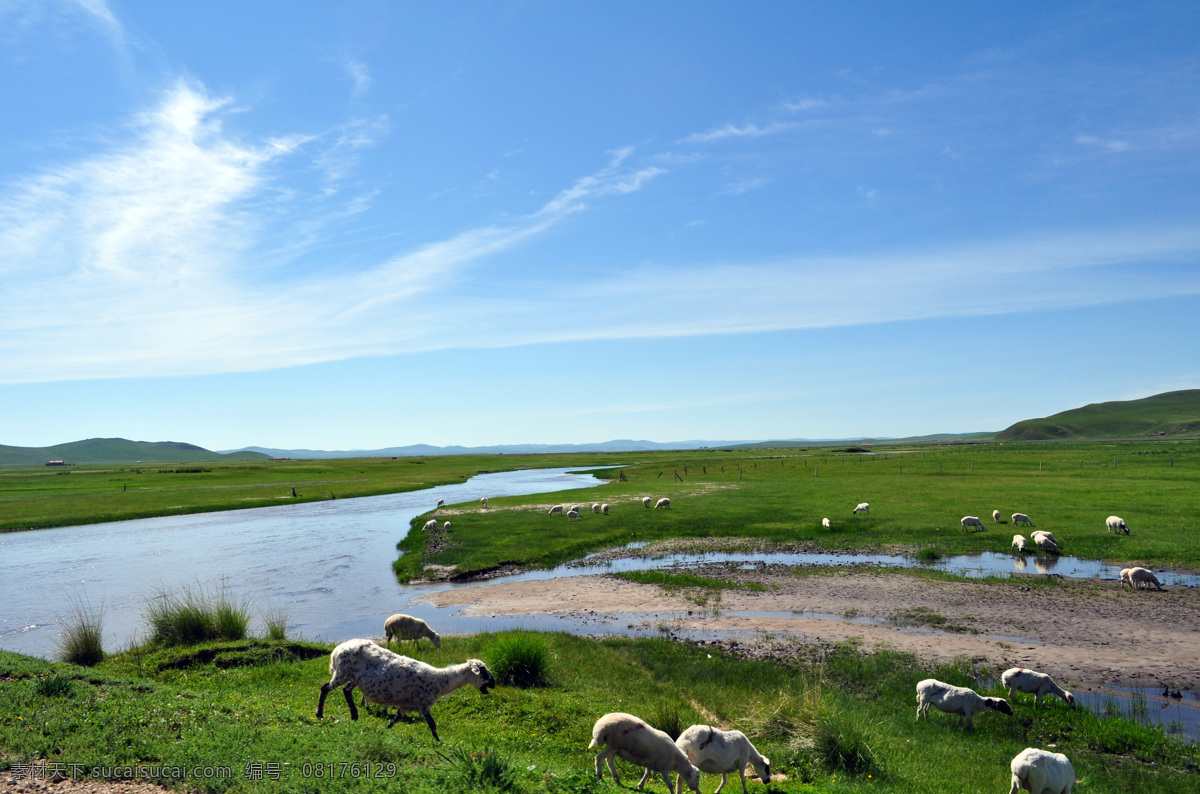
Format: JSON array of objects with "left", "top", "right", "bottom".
[
  {"left": 1, "top": 759, "right": 185, "bottom": 794},
  {"left": 417, "top": 565, "right": 1200, "bottom": 692}
]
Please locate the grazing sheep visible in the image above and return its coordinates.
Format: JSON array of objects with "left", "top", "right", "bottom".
[
  {"left": 1012, "top": 513, "right": 1034, "bottom": 527},
  {"left": 1001, "top": 668, "right": 1075, "bottom": 708},
  {"left": 588, "top": 712, "right": 701, "bottom": 794},
  {"left": 675, "top": 725, "right": 770, "bottom": 794},
  {"left": 443, "top": 520, "right": 451, "bottom": 532},
  {"left": 436, "top": 499, "right": 444, "bottom": 508},
  {"left": 915, "top": 678, "right": 1013, "bottom": 729},
  {"left": 602, "top": 503, "right": 610, "bottom": 515},
  {"left": 1119, "top": 567, "right": 1133, "bottom": 587},
  {"left": 593, "top": 503, "right": 602, "bottom": 514},
  {"left": 1128, "top": 566, "right": 1164, "bottom": 590},
  {"left": 384, "top": 614, "right": 441, "bottom": 649},
  {"left": 655, "top": 497, "right": 671, "bottom": 509},
  {"left": 993, "top": 509, "right": 1002, "bottom": 523},
  {"left": 853, "top": 502, "right": 870, "bottom": 515},
  {"left": 1031, "top": 530, "right": 1058, "bottom": 552},
  {"left": 480, "top": 497, "right": 489, "bottom": 509},
  {"left": 1106, "top": 516, "right": 1129, "bottom": 535},
  {"left": 1008, "top": 747, "right": 1075, "bottom": 794},
  {"left": 548, "top": 504, "right": 564, "bottom": 516},
  {"left": 961, "top": 515, "right": 986, "bottom": 532},
  {"left": 643, "top": 496, "right": 653, "bottom": 508},
  {"left": 1012, "top": 534, "right": 1027, "bottom": 553},
  {"left": 567, "top": 508, "right": 580, "bottom": 520},
  {"left": 822, "top": 517, "right": 831, "bottom": 529},
  {"left": 422, "top": 519, "right": 438, "bottom": 532},
  {"left": 315, "top": 639, "right": 494, "bottom": 742}
]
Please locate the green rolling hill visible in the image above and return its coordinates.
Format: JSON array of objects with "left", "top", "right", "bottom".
[
  {"left": 996, "top": 389, "right": 1200, "bottom": 441},
  {"left": 0, "top": 438, "right": 270, "bottom": 467}
]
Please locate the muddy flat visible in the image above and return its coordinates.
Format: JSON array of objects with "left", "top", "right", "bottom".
[{"left": 417, "top": 563, "right": 1200, "bottom": 692}]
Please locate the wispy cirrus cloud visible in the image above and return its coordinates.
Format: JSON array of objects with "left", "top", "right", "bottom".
[
  {"left": 343, "top": 58, "right": 372, "bottom": 96},
  {"left": 680, "top": 121, "right": 799, "bottom": 144},
  {"left": 1075, "top": 134, "right": 1130, "bottom": 152}
]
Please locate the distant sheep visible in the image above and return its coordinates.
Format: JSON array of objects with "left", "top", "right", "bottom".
[
  {"left": 548, "top": 504, "right": 564, "bottom": 516},
  {"left": 822, "top": 517, "right": 831, "bottom": 528},
  {"left": 915, "top": 678, "right": 1013, "bottom": 729},
  {"left": 961, "top": 515, "right": 986, "bottom": 532},
  {"left": 643, "top": 496, "right": 653, "bottom": 508},
  {"left": 675, "top": 725, "right": 770, "bottom": 794},
  {"left": 1001, "top": 668, "right": 1075, "bottom": 708},
  {"left": 384, "top": 614, "right": 441, "bottom": 649},
  {"left": 1127, "top": 566, "right": 1164, "bottom": 590},
  {"left": 993, "top": 509, "right": 1002, "bottom": 523},
  {"left": 422, "top": 519, "right": 438, "bottom": 532},
  {"left": 1009, "top": 747, "right": 1075, "bottom": 794},
  {"left": 436, "top": 499, "right": 444, "bottom": 508},
  {"left": 443, "top": 520, "right": 451, "bottom": 532},
  {"left": 588, "top": 712, "right": 701, "bottom": 794},
  {"left": 853, "top": 502, "right": 870, "bottom": 515},
  {"left": 1012, "top": 513, "right": 1034, "bottom": 527},
  {"left": 601, "top": 503, "right": 610, "bottom": 515},
  {"left": 654, "top": 497, "right": 671, "bottom": 509},
  {"left": 567, "top": 508, "right": 580, "bottom": 520},
  {"left": 1012, "top": 534, "right": 1027, "bottom": 553},
  {"left": 315, "top": 638, "right": 494, "bottom": 742},
  {"left": 480, "top": 497, "right": 489, "bottom": 509},
  {"left": 593, "top": 503, "right": 602, "bottom": 514},
  {"left": 1031, "top": 530, "right": 1058, "bottom": 552},
  {"left": 1106, "top": 516, "right": 1129, "bottom": 535}
]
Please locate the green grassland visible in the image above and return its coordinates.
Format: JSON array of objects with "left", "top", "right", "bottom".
[
  {"left": 0, "top": 438, "right": 270, "bottom": 467},
  {"left": 997, "top": 389, "right": 1200, "bottom": 440},
  {"left": 2, "top": 632, "right": 1195, "bottom": 793},
  {"left": 396, "top": 440, "right": 1200, "bottom": 581}
]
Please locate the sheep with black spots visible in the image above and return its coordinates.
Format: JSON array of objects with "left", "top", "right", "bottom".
[
  {"left": 1009, "top": 747, "right": 1074, "bottom": 794},
  {"left": 316, "top": 638, "right": 494, "bottom": 742},
  {"left": 383, "top": 614, "right": 441, "bottom": 649},
  {"left": 1106, "top": 515, "right": 1129, "bottom": 534},
  {"left": 1001, "top": 668, "right": 1075, "bottom": 708},
  {"left": 915, "top": 678, "right": 1013, "bottom": 729},
  {"left": 675, "top": 725, "right": 770, "bottom": 794},
  {"left": 589, "top": 712, "right": 701, "bottom": 794}
]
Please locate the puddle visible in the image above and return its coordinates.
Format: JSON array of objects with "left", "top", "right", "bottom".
[{"left": 1073, "top": 685, "right": 1199, "bottom": 743}]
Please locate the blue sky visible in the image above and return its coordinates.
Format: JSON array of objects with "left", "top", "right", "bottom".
[{"left": 2, "top": 1, "right": 1199, "bottom": 450}]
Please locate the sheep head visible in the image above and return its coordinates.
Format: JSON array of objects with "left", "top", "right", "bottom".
[{"left": 986, "top": 697, "right": 1014, "bottom": 716}]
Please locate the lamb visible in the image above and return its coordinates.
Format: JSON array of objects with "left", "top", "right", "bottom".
[
  {"left": 993, "top": 509, "right": 1002, "bottom": 523},
  {"left": 383, "top": 614, "right": 441, "bottom": 649},
  {"left": 593, "top": 503, "right": 602, "bottom": 514},
  {"left": 961, "top": 515, "right": 986, "bottom": 532},
  {"left": 548, "top": 504, "right": 564, "bottom": 516},
  {"left": 1001, "top": 668, "right": 1075, "bottom": 708},
  {"left": 1012, "top": 534, "right": 1027, "bottom": 553},
  {"left": 316, "top": 638, "right": 494, "bottom": 742},
  {"left": 822, "top": 517, "right": 831, "bottom": 528},
  {"left": 1012, "top": 513, "right": 1034, "bottom": 527},
  {"left": 602, "top": 503, "right": 610, "bottom": 515},
  {"left": 480, "top": 497, "right": 489, "bottom": 509},
  {"left": 443, "top": 520, "right": 451, "bottom": 532},
  {"left": 588, "top": 712, "right": 701, "bottom": 794},
  {"left": 675, "top": 725, "right": 770, "bottom": 794},
  {"left": 915, "top": 678, "right": 1013, "bottom": 729},
  {"left": 853, "top": 502, "right": 870, "bottom": 515},
  {"left": 567, "top": 508, "right": 580, "bottom": 520},
  {"left": 422, "top": 519, "right": 438, "bottom": 532},
  {"left": 1031, "top": 530, "right": 1058, "bottom": 552},
  {"left": 643, "top": 496, "right": 653, "bottom": 508},
  {"left": 1127, "top": 566, "right": 1164, "bottom": 590},
  {"left": 1119, "top": 567, "right": 1133, "bottom": 587},
  {"left": 1106, "top": 515, "right": 1129, "bottom": 535},
  {"left": 655, "top": 497, "right": 671, "bottom": 509},
  {"left": 1008, "top": 747, "right": 1075, "bottom": 794}
]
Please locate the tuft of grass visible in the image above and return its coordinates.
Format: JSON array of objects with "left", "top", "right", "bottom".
[
  {"left": 263, "top": 607, "right": 289, "bottom": 641},
  {"left": 57, "top": 597, "right": 105, "bottom": 667},
  {"left": 438, "top": 744, "right": 520, "bottom": 791},
  {"left": 814, "top": 706, "right": 885, "bottom": 778},
  {"left": 488, "top": 631, "right": 551, "bottom": 688},
  {"left": 913, "top": 546, "right": 943, "bottom": 561},
  {"left": 35, "top": 674, "right": 77, "bottom": 698},
  {"left": 145, "top": 582, "right": 252, "bottom": 646},
  {"left": 647, "top": 701, "right": 697, "bottom": 742}
]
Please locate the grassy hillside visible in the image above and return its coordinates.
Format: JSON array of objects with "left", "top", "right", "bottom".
[
  {"left": 0, "top": 438, "right": 270, "bottom": 467},
  {"left": 997, "top": 390, "right": 1200, "bottom": 441}
]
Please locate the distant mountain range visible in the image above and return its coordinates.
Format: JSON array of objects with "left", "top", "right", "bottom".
[{"left": 5, "top": 390, "right": 1197, "bottom": 465}]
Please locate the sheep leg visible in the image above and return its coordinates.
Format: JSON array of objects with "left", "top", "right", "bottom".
[
  {"left": 420, "top": 708, "right": 441, "bottom": 742},
  {"left": 316, "top": 682, "right": 332, "bottom": 718},
  {"left": 636, "top": 766, "right": 652, "bottom": 790},
  {"left": 605, "top": 754, "right": 622, "bottom": 785},
  {"left": 657, "top": 770, "right": 674, "bottom": 792},
  {"left": 341, "top": 682, "right": 359, "bottom": 720}
]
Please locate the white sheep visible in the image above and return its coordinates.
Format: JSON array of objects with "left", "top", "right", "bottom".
[
  {"left": 853, "top": 502, "right": 870, "bottom": 515},
  {"left": 567, "top": 508, "right": 580, "bottom": 520},
  {"left": 588, "top": 712, "right": 701, "bottom": 794},
  {"left": 1012, "top": 534, "right": 1027, "bottom": 553},
  {"left": 655, "top": 497, "right": 671, "bottom": 509},
  {"left": 1127, "top": 566, "right": 1164, "bottom": 590},
  {"left": 443, "top": 520, "right": 451, "bottom": 532},
  {"left": 548, "top": 504, "right": 564, "bottom": 516},
  {"left": 643, "top": 496, "right": 653, "bottom": 508},
  {"left": 1031, "top": 530, "right": 1058, "bottom": 552},
  {"left": 822, "top": 517, "right": 831, "bottom": 529},
  {"left": 422, "top": 519, "right": 438, "bottom": 532},
  {"left": 593, "top": 503, "right": 602, "bottom": 514},
  {"left": 1012, "top": 513, "right": 1034, "bottom": 527},
  {"left": 1008, "top": 747, "right": 1075, "bottom": 794},
  {"left": 993, "top": 509, "right": 1002, "bottom": 523},
  {"left": 480, "top": 497, "right": 489, "bottom": 509},
  {"left": 1119, "top": 567, "right": 1133, "bottom": 587},
  {"left": 675, "top": 725, "right": 770, "bottom": 794},
  {"left": 602, "top": 503, "right": 610, "bottom": 515},
  {"left": 436, "top": 499, "right": 444, "bottom": 508},
  {"left": 1001, "top": 668, "right": 1075, "bottom": 708},
  {"left": 961, "top": 515, "right": 986, "bottom": 532},
  {"left": 915, "top": 678, "right": 1013, "bottom": 729},
  {"left": 316, "top": 638, "right": 494, "bottom": 742},
  {"left": 383, "top": 614, "right": 441, "bottom": 649},
  {"left": 1106, "top": 515, "right": 1129, "bottom": 535}
]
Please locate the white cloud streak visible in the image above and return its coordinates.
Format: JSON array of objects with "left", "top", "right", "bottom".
[{"left": 680, "top": 121, "right": 799, "bottom": 144}]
